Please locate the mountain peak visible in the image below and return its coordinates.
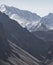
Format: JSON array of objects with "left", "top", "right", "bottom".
[
  {"left": 0, "top": 4, "right": 41, "bottom": 32},
  {"left": 0, "top": 4, "right": 7, "bottom": 12}
]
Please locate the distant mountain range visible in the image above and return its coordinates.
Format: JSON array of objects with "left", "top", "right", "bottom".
[
  {"left": 0, "top": 4, "right": 48, "bottom": 31},
  {"left": 0, "top": 4, "right": 53, "bottom": 32}
]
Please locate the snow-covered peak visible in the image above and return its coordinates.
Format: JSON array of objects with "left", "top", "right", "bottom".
[
  {"left": 0, "top": 4, "right": 7, "bottom": 12},
  {"left": 0, "top": 4, "right": 41, "bottom": 20},
  {"left": 0, "top": 4, "right": 41, "bottom": 32},
  {"left": 1, "top": 4, "right": 53, "bottom": 31}
]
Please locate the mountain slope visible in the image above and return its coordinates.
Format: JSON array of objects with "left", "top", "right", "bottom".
[
  {"left": 33, "top": 31, "right": 53, "bottom": 41},
  {"left": 0, "top": 22, "right": 41, "bottom": 65},
  {"left": 0, "top": 11, "right": 53, "bottom": 65},
  {"left": 0, "top": 12, "right": 49, "bottom": 60}
]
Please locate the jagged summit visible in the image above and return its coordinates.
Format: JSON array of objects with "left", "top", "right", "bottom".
[{"left": 0, "top": 4, "right": 8, "bottom": 12}]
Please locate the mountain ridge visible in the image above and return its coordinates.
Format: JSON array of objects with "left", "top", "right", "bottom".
[
  {"left": 1, "top": 4, "right": 53, "bottom": 32},
  {"left": 0, "top": 4, "right": 41, "bottom": 32}
]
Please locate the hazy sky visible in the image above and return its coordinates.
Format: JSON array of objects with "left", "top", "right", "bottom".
[{"left": 0, "top": 0, "right": 53, "bottom": 16}]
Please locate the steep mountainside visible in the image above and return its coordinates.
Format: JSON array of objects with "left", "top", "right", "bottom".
[
  {"left": 0, "top": 22, "right": 41, "bottom": 65},
  {"left": 0, "top": 12, "right": 49, "bottom": 60},
  {"left": 0, "top": 11, "right": 53, "bottom": 65}
]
